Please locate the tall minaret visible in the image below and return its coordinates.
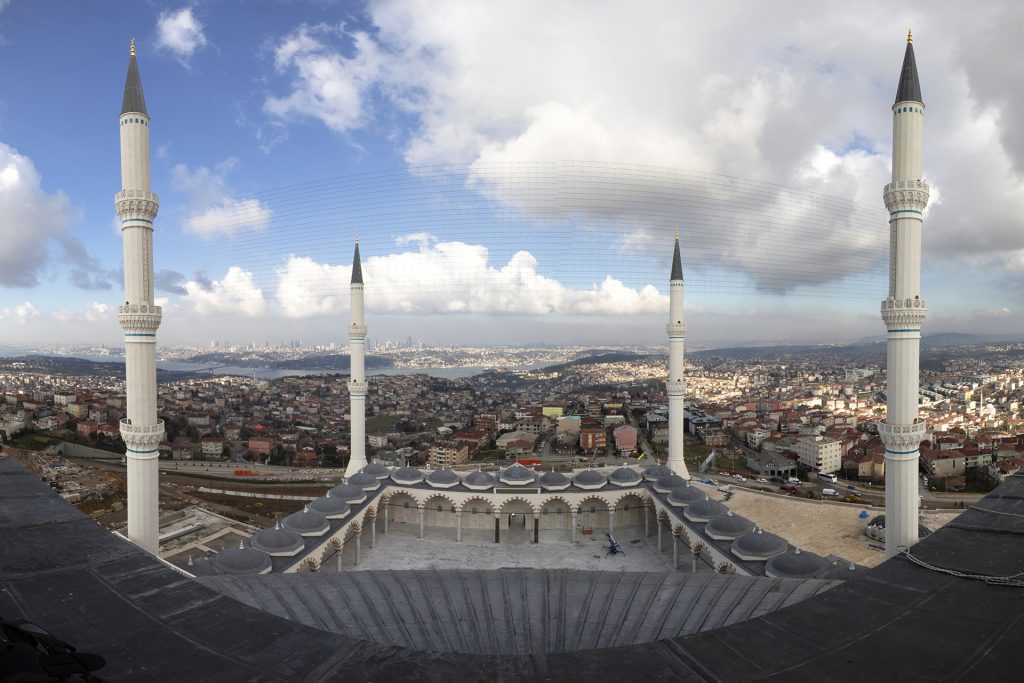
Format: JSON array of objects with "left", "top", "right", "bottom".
[
  {"left": 116, "top": 40, "right": 163, "bottom": 554},
  {"left": 667, "top": 232, "right": 690, "bottom": 478},
  {"left": 345, "top": 239, "right": 368, "bottom": 476},
  {"left": 879, "top": 30, "right": 929, "bottom": 559}
]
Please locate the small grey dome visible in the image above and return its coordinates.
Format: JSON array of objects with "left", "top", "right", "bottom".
[
  {"left": 654, "top": 473, "right": 687, "bottom": 493},
  {"left": 361, "top": 462, "right": 391, "bottom": 479},
  {"left": 463, "top": 470, "right": 495, "bottom": 490},
  {"left": 348, "top": 472, "right": 380, "bottom": 491},
  {"left": 766, "top": 548, "right": 830, "bottom": 579},
  {"left": 426, "top": 468, "right": 460, "bottom": 488},
  {"left": 642, "top": 464, "right": 672, "bottom": 481},
  {"left": 683, "top": 496, "right": 729, "bottom": 522},
  {"left": 391, "top": 466, "right": 424, "bottom": 485},
  {"left": 213, "top": 542, "right": 272, "bottom": 575},
  {"left": 250, "top": 524, "right": 304, "bottom": 556},
  {"left": 573, "top": 469, "right": 608, "bottom": 489},
  {"left": 609, "top": 467, "right": 642, "bottom": 486},
  {"left": 704, "top": 511, "right": 756, "bottom": 540},
  {"left": 329, "top": 482, "right": 367, "bottom": 504},
  {"left": 308, "top": 495, "right": 351, "bottom": 520},
  {"left": 282, "top": 507, "right": 329, "bottom": 536},
  {"left": 732, "top": 528, "right": 788, "bottom": 561},
  {"left": 499, "top": 464, "right": 536, "bottom": 485},
  {"left": 539, "top": 470, "right": 570, "bottom": 490},
  {"left": 667, "top": 482, "right": 707, "bottom": 507}
]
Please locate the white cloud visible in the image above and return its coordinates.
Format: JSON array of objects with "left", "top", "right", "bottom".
[
  {"left": 0, "top": 144, "right": 73, "bottom": 286},
  {"left": 171, "top": 159, "right": 271, "bottom": 238},
  {"left": 155, "top": 7, "right": 208, "bottom": 60},
  {"left": 51, "top": 301, "right": 115, "bottom": 322},
  {"left": 275, "top": 237, "right": 667, "bottom": 317},
  {"left": 183, "top": 267, "right": 268, "bottom": 316},
  {"left": 1, "top": 301, "right": 41, "bottom": 323}
]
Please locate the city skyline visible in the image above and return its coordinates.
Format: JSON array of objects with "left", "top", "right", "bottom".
[{"left": 2, "top": 1, "right": 1024, "bottom": 347}]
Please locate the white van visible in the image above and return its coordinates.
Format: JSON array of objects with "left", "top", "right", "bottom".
[
  {"left": 817, "top": 472, "right": 838, "bottom": 484},
  {"left": 787, "top": 477, "right": 800, "bottom": 485},
  {"left": 822, "top": 488, "right": 839, "bottom": 497}
]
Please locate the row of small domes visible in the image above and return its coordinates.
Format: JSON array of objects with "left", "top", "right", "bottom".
[{"left": 338, "top": 462, "right": 647, "bottom": 491}]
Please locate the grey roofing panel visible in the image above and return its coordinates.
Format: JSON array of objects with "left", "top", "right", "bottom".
[
  {"left": 895, "top": 42, "right": 923, "bottom": 104},
  {"left": 120, "top": 55, "right": 148, "bottom": 116}
]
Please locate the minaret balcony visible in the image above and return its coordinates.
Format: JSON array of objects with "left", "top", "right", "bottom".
[
  {"left": 115, "top": 190, "right": 160, "bottom": 221},
  {"left": 347, "top": 380, "right": 368, "bottom": 395},
  {"left": 878, "top": 419, "right": 927, "bottom": 452},
  {"left": 883, "top": 180, "right": 929, "bottom": 214},
  {"left": 349, "top": 323, "right": 368, "bottom": 339},
  {"left": 880, "top": 298, "right": 927, "bottom": 328},
  {"left": 666, "top": 322, "right": 686, "bottom": 336},
  {"left": 118, "top": 304, "right": 162, "bottom": 334},
  {"left": 666, "top": 378, "right": 686, "bottom": 396},
  {"left": 120, "top": 418, "right": 165, "bottom": 452}
]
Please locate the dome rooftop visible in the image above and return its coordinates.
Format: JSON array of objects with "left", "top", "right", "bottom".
[
  {"left": 282, "top": 506, "right": 329, "bottom": 537},
  {"left": 249, "top": 523, "right": 304, "bottom": 556},
  {"left": 348, "top": 472, "right": 380, "bottom": 491},
  {"left": 731, "top": 528, "right": 788, "bottom": 561},
  {"left": 391, "top": 467, "right": 424, "bottom": 485},
  {"left": 329, "top": 482, "right": 367, "bottom": 504},
  {"left": 499, "top": 464, "right": 536, "bottom": 485},
  {"left": 308, "top": 494, "right": 351, "bottom": 520},
  {"left": 608, "top": 467, "right": 641, "bottom": 487},
  {"left": 426, "top": 469, "right": 460, "bottom": 488},
  {"left": 653, "top": 473, "right": 687, "bottom": 493},
  {"left": 463, "top": 470, "right": 495, "bottom": 490},
  {"left": 573, "top": 469, "right": 608, "bottom": 490},
  {"left": 213, "top": 541, "right": 272, "bottom": 575},
  {"left": 765, "top": 548, "right": 830, "bottom": 579},
  {"left": 361, "top": 462, "right": 391, "bottom": 479},
  {"left": 667, "top": 482, "right": 707, "bottom": 507},
  {"left": 642, "top": 464, "right": 672, "bottom": 481},
  {"left": 703, "top": 511, "right": 756, "bottom": 540},
  {"left": 683, "top": 497, "right": 729, "bottom": 523},
  {"left": 539, "top": 470, "right": 570, "bottom": 491}
]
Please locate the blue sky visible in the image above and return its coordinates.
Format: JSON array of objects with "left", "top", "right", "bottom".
[{"left": 2, "top": 1, "right": 1023, "bottom": 347}]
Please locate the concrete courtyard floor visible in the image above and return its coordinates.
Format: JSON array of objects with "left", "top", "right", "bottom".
[
  {"left": 715, "top": 488, "right": 964, "bottom": 567},
  {"left": 338, "top": 523, "right": 681, "bottom": 573}
]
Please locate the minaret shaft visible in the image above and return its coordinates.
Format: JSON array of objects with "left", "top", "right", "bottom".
[
  {"left": 880, "top": 37, "right": 929, "bottom": 559},
  {"left": 116, "top": 48, "right": 163, "bottom": 554},
  {"left": 346, "top": 243, "right": 368, "bottom": 476},
  {"left": 667, "top": 238, "right": 689, "bottom": 478}
]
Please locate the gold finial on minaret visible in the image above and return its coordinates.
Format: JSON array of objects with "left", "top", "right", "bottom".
[
  {"left": 675, "top": 228, "right": 680, "bottom": 240},
  {"left": 907, "top": 28, "right": 912, "bottom": 44},
  {"left": 130, "top": 38, "right": 136, "bottom": 57},
  {"left": 355, "top": 232, "right": 359, "bottom": 244}
]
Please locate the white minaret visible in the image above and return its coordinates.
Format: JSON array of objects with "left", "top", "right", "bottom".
[
  {"left": 879, "top": 30, "right": 929, "bottom": 559},
  {"left": 667, "top": 232, "right": 690, "bottom": 478},
  {"left": 345, "top": 239, "right": 368, "bottom": 476},
  {"left": 116, "top": 40, "right": 163, "bottom": 554}
]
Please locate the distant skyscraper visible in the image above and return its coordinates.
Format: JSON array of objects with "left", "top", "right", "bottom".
[
  {"left": 879, "top": 30, "right": 929, "bottom": 558},
  {"left": 116, "top": 40, "right": 163, "bottom": 553},
  {"left": 667, "top": 233, "right": 690, "bottom": 478},
  {"left": 346, "top": 239, "right": 368, "bottom": 476}
]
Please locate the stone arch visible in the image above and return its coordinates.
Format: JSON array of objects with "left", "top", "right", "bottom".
[
  {"left": 577, "top": 495, "right": 611, "bottom": 532},
  {"left": 387, "top": 491, "right": 419, "bottom": 525},
  {"left": 540, "top": 497, "right": 572, "bottom": 529},
  {"left": 499, "top": 496, "right": 538, "bottom": 515},
  {"left": 422, "top": 493, "right": 458, "bottom": 527},
  {"left": 612, "top": 493, "right": 645, "bottom": 527},
  {"left": 460, "top": 497, "right": 495, "bottom": 530}
]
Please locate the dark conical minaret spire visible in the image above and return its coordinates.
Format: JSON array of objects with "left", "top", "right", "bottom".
[
  {"left": 670, "top": 229, "right": 683, "bottom": 281},
  {"left": 895, "top": 29, "right": 922, "bottom": 105},
  {"left": 351, "top": 236, "right": 363, "bottom": 284},
  {"left": 121, "top": 39, "right": 149, "bottom": 116}
]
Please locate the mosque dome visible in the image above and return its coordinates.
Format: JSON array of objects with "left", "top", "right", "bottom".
[
  {"left": 539, "top": 470, "right": 571, "bottom": 491},
  {"left": 361, "top": 462, "right": 391, "bottom": 479},
  {"left": 703, "top": 511, "right": 755, "bottom": 540},
  {"left": 642, "top": 464, "right": 672, "bottom": 481},
  {"left": 683, "top": 497, "right": 729, "bottom": 523},
  {"left": 765, "top": 548, "right": 829, "bottom": 579},
  {"left": 608, "top": 467, "right": 642, "bottom": 487},
  {"left": 653, "top": 473, "right": 687, "bottom": 493},
  {"left": 308, "top": 494, "right": 351, "bottom": 520},
  {"left": 426, "top": 469, "right": 460, "bottom": 489},
  {"left": 573, "top": 469, "right": 608, "bottom": 490},
  {"left": 667, "top": 482, "right": 707, "bottom": 507},
  {"left": 462, "top": 470, "right": 495, "bottom": 490},
  {"left": 391, "top": 467, "right": 424, "bottom": 485},
  {"left": 499, "top": 464, "right": 536, "bottom": 486},
  {"left": 329, "top": 482, "right": 367, "bottom": 504},
  {"left": 348, "top": 472, "right": 380, "bottom": 491},
  {"left": 282, "top": 507, "right": 329, "bottom": 537},
  {"left": 250, "top": 523, "right": 304, "bottom": 556},
  {"left": 213, "top": 542, "right": 272, "bottom": 575},
  {"left": 731, "top": 528, "right": 788, "bottom": 561}
]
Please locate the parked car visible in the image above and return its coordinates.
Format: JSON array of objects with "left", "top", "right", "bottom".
[
  {"left": 756, "top": 477, "right": 768, "bottom": 483},
  {"left": 787, "top": 477, "right": 801, "bottom": 485},
  {"left": 733, "top": 474, "right": 746, "bottom": 482}
]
